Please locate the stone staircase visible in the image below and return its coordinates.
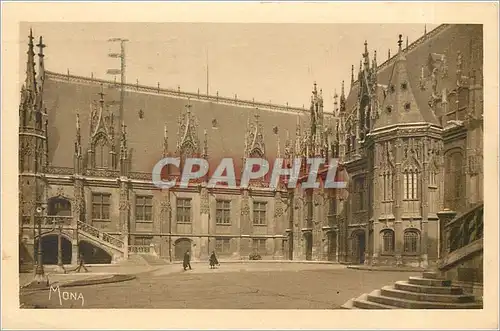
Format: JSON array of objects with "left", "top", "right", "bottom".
[
  {"left": 341, "top": 271, "right": 483, "bottom": 309},
  {"left": 77, "top": 221, "right": 125, "bottom": 261}
]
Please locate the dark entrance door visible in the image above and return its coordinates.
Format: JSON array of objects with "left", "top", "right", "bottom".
[
  {"left": 304, "top": 233, "right": 313, "bottom": 260},
  {"left": 357, "top": 232, "right": 366, "bottom": 264},
  {"left": 174, "top": 238, "right": 192, "bottom": 261},
  {"left": 282, "top": 239, "right": 289, "bottom": 260},
  {"left": 36, "top": 235, "right": 72, "bottom": 265},
  {"left": 328, "top": 231, "right": 337, "bottom": 261}
]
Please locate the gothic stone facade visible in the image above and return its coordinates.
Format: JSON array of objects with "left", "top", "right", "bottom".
[
  {"left": 19, "top": 24, "right": 483, "bottom": 267},
  {"left": 328, "top": 24, "right": 484, "bottom": 267}
]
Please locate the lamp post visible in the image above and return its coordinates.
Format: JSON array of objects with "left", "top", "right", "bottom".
[
  {"left": 55, "top": 218, "right": 66, "bottom": 274},
  {"left": 33, "top": 204, "right": 46, "bottom": 283},
  {"left": 283, "top": 177, "right": 294, "bottom": 261}
]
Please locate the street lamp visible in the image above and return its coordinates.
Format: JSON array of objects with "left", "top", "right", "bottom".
[
  {"left": 33, "top": 204, "right": 46, "bottom": 283},
  {"left": 54, "top": 217, "right": 66, "bottom": 274},
  {"left": 283, "top": 177, "right": 294, "bottom": 261}
]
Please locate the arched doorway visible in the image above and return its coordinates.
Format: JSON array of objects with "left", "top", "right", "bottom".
[
  {"left": 174, "top": 238, "right": 192, "bottom": 261},
  {"left": 78, "top": 241, "right": 112, "bottom": 264},
  {"left": 351, "top": 230, "right": 366, "bottom": 264},
  {"left": 34, "top": 235, "right": 72, "bottom": 265}
]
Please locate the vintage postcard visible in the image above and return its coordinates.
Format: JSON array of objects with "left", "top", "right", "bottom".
[{"left": 2, "top": 1, "right": 498, "bottom": 329}]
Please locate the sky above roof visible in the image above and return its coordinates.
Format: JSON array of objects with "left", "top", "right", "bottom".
[{"left": 20, "top": 22, "right": 437, "bottom": 112}]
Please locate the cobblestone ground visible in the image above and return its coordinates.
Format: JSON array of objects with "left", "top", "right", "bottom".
[{"left": 20, "top": 263, "right": 420, "bottom": 309}]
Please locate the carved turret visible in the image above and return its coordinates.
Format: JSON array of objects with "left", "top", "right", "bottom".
[
  {"left": 74, "top": 113, "right": 83, "bottom": 174},
  {"left": 244, "top": 108, "right": 266, "bottom": 159},
  {"left": 87, "top": 85, "right": 116, "bottom": 169}
]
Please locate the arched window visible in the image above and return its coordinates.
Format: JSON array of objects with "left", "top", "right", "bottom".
[
  {"left": 403, "top": 169, "right": 419, "bottom": 200},
  {"left": 429, "top": 166, "right": 437, "bottom": 187},
  {"left": 381, "top": 229, "right": 395, "bottom": 254},
  {"left": 94, "top": 136, "right": 109, "bottom": 169},
  {"left": 47, "top": 197, "right": 72, "bottom": 216},
  {"left": 403, "top": 229, "right": 420, "bottom": 254},
  {"left": 382, "top": 171, "right": 394, "bottom": 201}
]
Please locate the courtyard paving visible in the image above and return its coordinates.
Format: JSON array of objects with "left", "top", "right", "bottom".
[{"left": 19, "top": 262, "right": 420, "bottom": 309}]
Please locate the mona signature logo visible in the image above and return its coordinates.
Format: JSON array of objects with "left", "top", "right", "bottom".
[{"left": 48, "top": 285, "right": 85, "bottom": 307}]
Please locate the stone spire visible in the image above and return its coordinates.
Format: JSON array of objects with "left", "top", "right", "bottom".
[
  {"left": 351, "top": 64, "right": 354, "bottom": 87},
  {"left": 294, "top": 115, "right": 303, "bottom": 157},
  {"left": 25, "top": 29, "right": 37, "bottom": 94},
  {"left": 202, "top": 129, "right": 208, "bottom": 160},
  {"left": 74, "top": 113, "right": 83, "bottom": 174},
  {"left": 333, "top": 89, "right": 339, "bottom": 116},
  {"left": 163, "top": 123, "right": 169, "bottom": 158},
  {"left": 36, "top": 36, "right": 46, "bottom": 97},
  {"left": 340, "top": 80, "right": 346, "bottom": 113},
  {"left": 363, "top": 40, "right": 370, "bottom": 71}
]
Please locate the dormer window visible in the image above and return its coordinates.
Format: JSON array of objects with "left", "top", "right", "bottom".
[
  {"left": 212, "top": 118, "right": 218, "bottom": 129},
  {"left": 386, "top": 106, "right": 393, "bottom": 113},
  {"left": 401, "top": 82, "right": 408, "bottom": 90},
  {"left": 138, "top": 109, "right": 144, "bottom": 119},
  {"left": 404, "top": 102, "right": 411, "bottom": 111}
]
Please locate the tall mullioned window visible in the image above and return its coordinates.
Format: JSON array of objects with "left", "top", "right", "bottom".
[
  {"left": 382, "top": 171, "right": 394, "bottom": 201},
  {"left": 253, "top": 201, "right": 267, "bottom": 225},
  {"left": 92, "top": 193, "right": 110, "bottom": 220},
  {"left": 176, "top": 198, "right": 192, "bottom": 224},
  {"left": 404, "top": 230, "right": 420, "bottom": 254},
  {"left": 381, "top": 229, "right": 395, "bottom": 254},
  {"left": 252, "top": 238, "right": 267, "bottom": 253},
  {"left": 216, "top": 200, "right": 231, "bottom": 225},
  {"left": 403, "top": 170, "right": 419, "bottom": 200},
  {"left": 136, "top": 195, "right": 153, "bottom": 222},
  {"left": 215, "top": 237, "right": 231, "bottom": 254}
]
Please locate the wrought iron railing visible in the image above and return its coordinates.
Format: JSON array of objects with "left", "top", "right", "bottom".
[{"left": 443, "top": 203, "right": 483, "bottom": 254}]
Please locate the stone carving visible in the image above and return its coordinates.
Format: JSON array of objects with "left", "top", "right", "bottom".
[
  {"left": 240, "top": 198, "right": 250, "bottom": 216},
  {"left": 160, "top": 199, "right": 171, "bottom": 212},
  {"left": 200, "top": 187, "right": 209, "bottom": 214}
]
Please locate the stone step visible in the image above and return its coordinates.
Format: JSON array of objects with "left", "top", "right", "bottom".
[
  {"left": 381, "top": 285, "right": 475, "bottom": 303},
  {"left": 367, "top": 291, "right": 482, "bottom": 309},
  {"left": 352, "top": 292, "right": 396, "bottom": 309},
  {"left": 340, "top": 298, "right": 357, "bottom": 309},
  {"left": 140, "top": 254, "right": 169, "bottom": 265},
  {"left": 422, "top": 271, "right": 440, "bottom": 279},
  {"left": 394, "top": 281, "right": 464, "bottom": 295},
  {"left": 408, "top": 276, "right": 452, "bottom": 287}
]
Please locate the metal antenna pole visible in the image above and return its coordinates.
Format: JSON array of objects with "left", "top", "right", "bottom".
[{"left": 107, "top": 38, "right": 128, "bottom": 127}]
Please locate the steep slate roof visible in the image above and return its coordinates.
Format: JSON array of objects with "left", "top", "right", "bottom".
[
  {"left": 374, "top": 37, "right": 430, "bottom": 129},
  {"left": 346, "top": 24, "right": 483, "bottom": 128},
  {"left": 43, "top": 72, "right": 316, "bottom": 175}
]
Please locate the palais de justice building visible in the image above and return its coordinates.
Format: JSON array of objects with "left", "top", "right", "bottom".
[{"left": 19, "top": 24, "right": 483, "bottom": 269}]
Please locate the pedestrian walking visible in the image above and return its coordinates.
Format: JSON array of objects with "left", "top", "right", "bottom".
[
  {"left": 75, "top": 253, "right": 88, "bottom": 273},
  {"left": 209, "top": 250, "right": 219, "bottom": 269},
  {"left": 183, "top": 250, "right": 192, "bottom": 271}
]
